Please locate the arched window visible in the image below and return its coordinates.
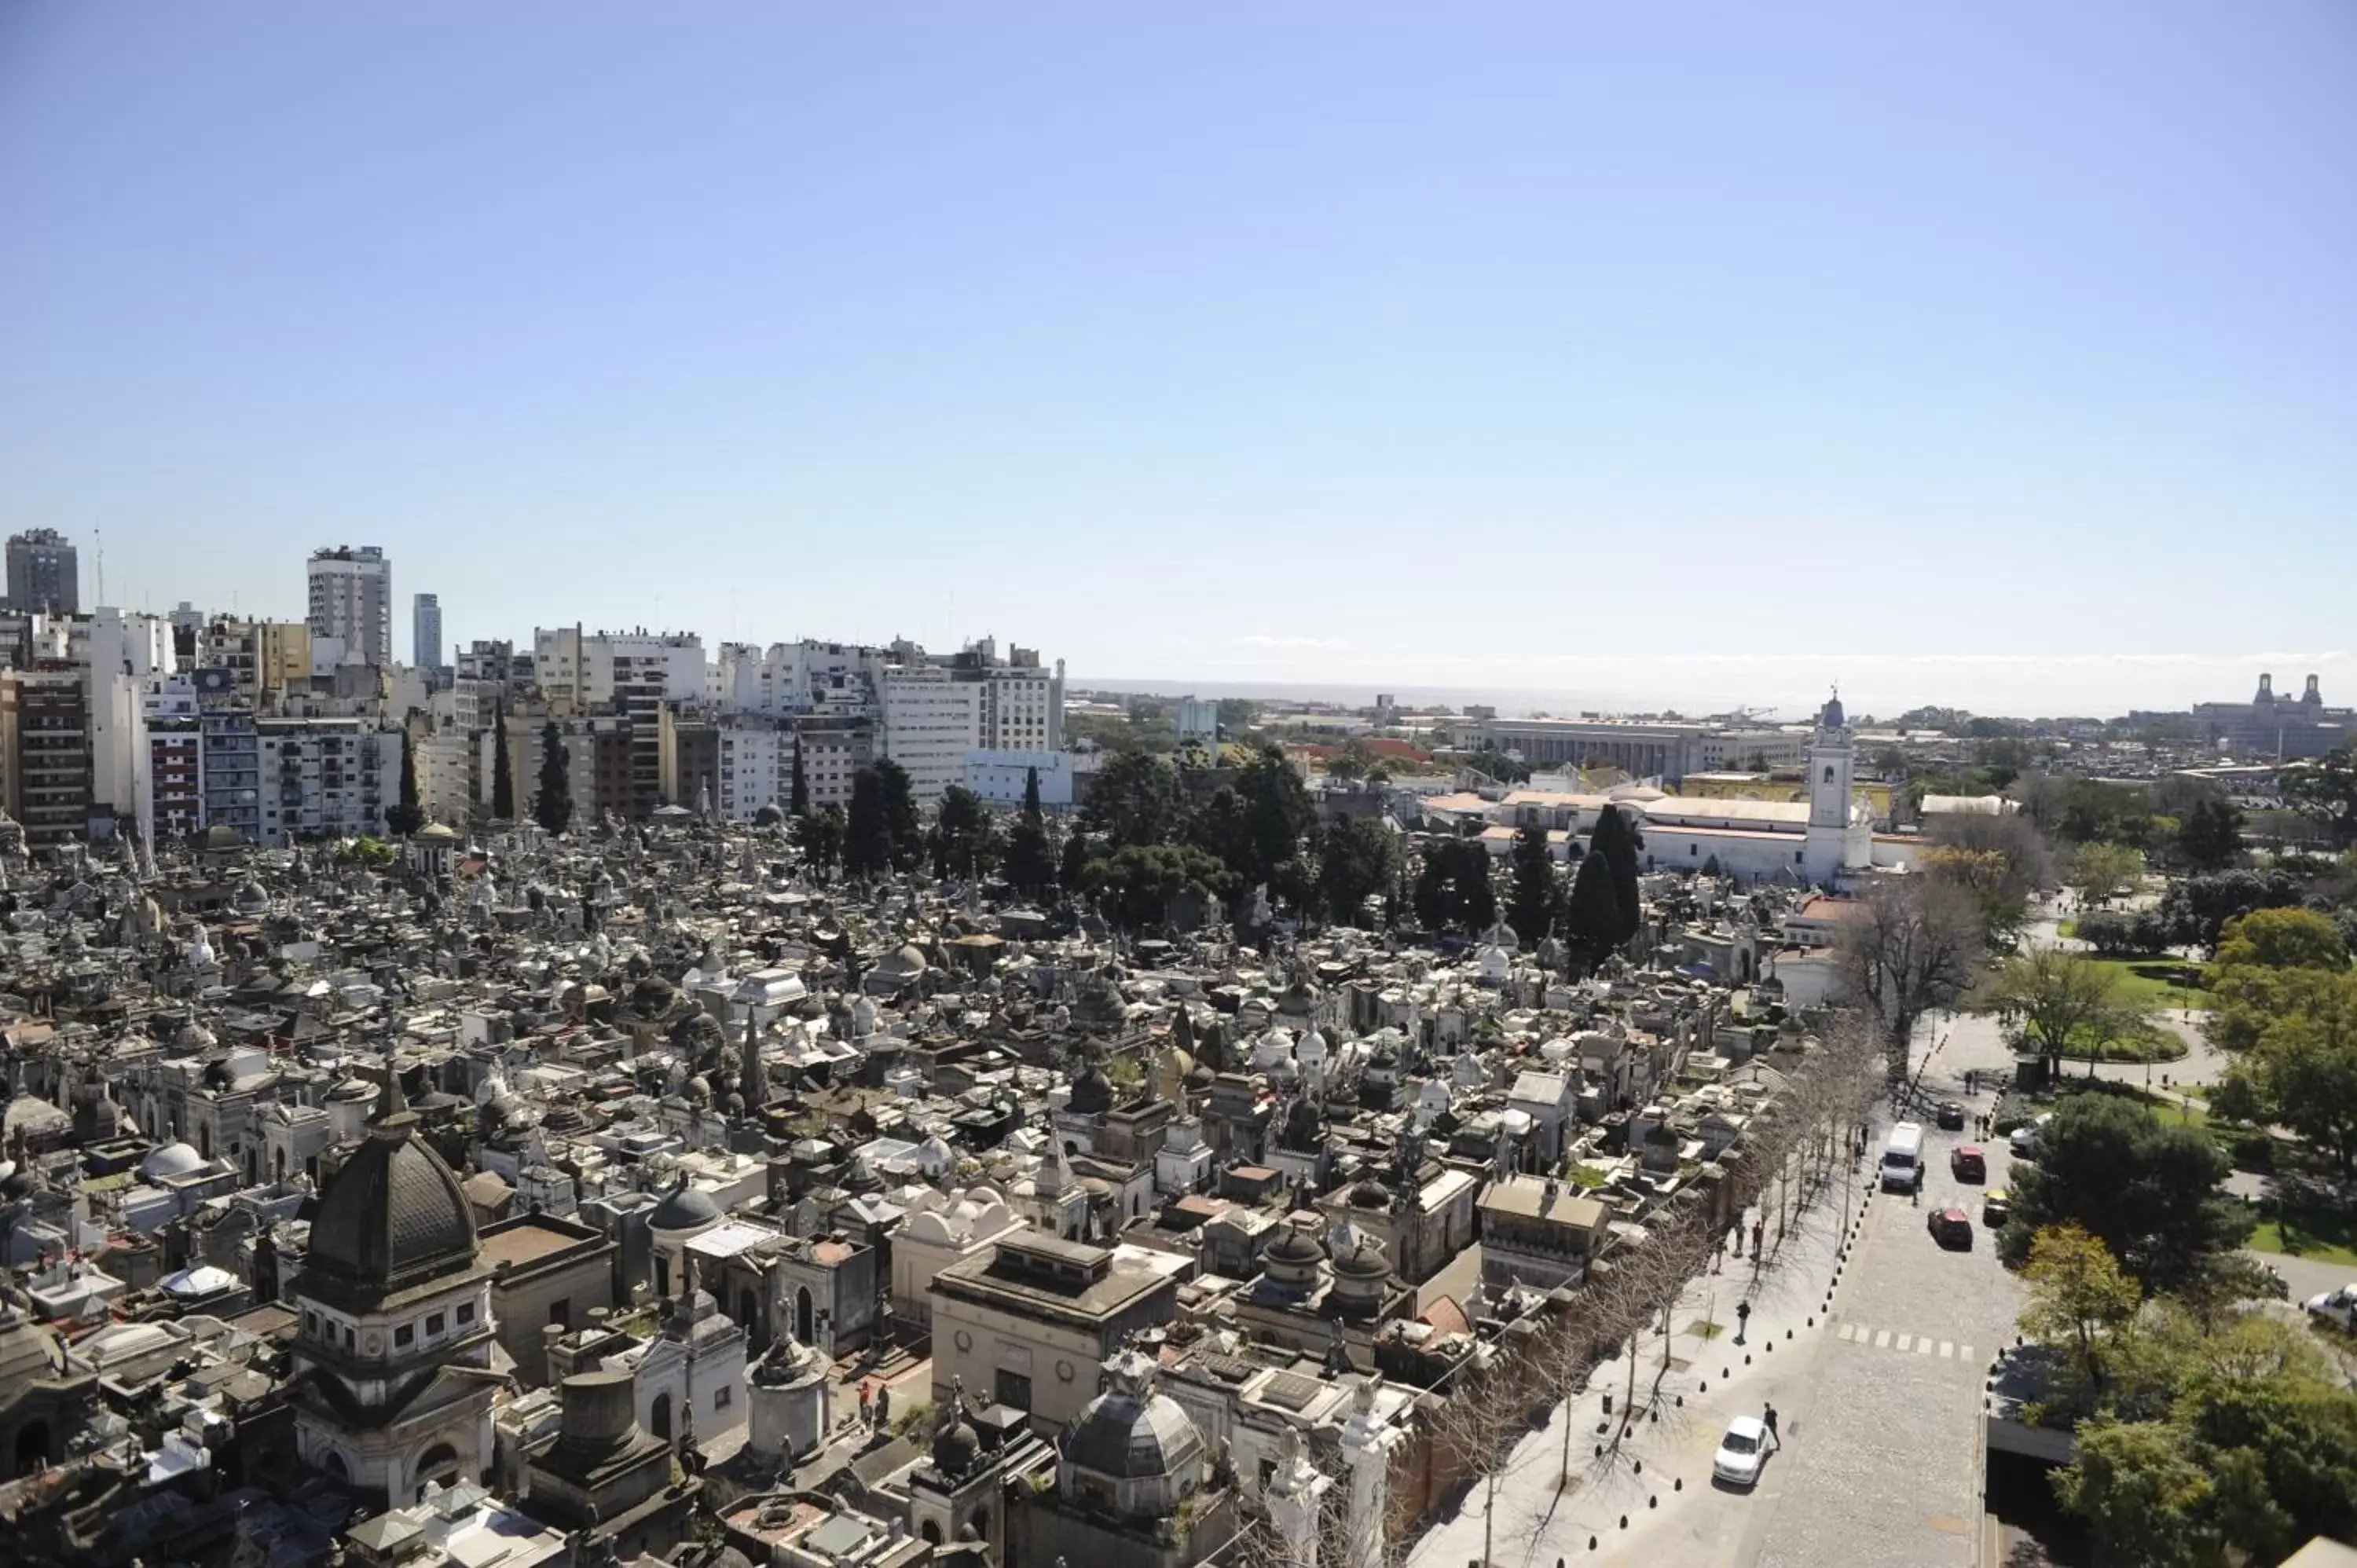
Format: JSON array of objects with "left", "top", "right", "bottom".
[
  {"left": 14, "top": 1421, "right": 51, "bottom": 1478},
  {"left": 651, "top": 1392, "right": 673, "bottom": 1441},
  {"left": 796, "top": 1286, "right": 814, "bottom": 1345},
  {"left": 920, "top": 1523, "right": 942, "bottom": 1546}
]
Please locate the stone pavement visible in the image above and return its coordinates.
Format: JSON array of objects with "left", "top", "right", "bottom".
[{"left": 1405, "top": 1023, "right": 2030, "bottom": 1568}]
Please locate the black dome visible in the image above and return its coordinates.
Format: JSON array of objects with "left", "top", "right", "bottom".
[
  {"left": 649, "top": 1183, "right": 722, "bottom": 1231},
  {"left": 306, "top": 1127, "right": 477, "bottom": 1293}
]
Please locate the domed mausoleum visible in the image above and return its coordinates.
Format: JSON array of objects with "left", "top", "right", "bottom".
[{"left": 284, "top": 1057, "right": 497, "bottom": 1504}]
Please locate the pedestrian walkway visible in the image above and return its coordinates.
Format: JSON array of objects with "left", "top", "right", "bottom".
[{"left": 1829, "top": 1320, "right": 1974, "bottom": 1362}]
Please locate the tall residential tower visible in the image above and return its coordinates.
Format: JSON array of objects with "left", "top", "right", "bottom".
[{"left": 307, "top": 545, "right": 392, "bottom": 667}]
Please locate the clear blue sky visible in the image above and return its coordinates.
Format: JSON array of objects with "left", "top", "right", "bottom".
[{"left": 3, "top": 2, "right": 2351, "bottom": 719}]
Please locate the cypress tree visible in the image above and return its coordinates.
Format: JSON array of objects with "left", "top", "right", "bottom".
[
  {"left": 386, "top": 729, "right": 426, "bottom": 836},
  {"left": 491, "top": 702, "right": 515, "bottom": 819},
  {"left": 1561, "top": 850, "right": 1623, "bottom": 966},
  {"left": 1505, "top": 819, "right": 1556, "bottom": 944},
  {"left": 533, "top": 720, "right": 573, "bottom": 835},
  {"left": 1588, "top": 805, "right": 1644, "bottom": 943},
  {"left": 1022, "top": 765, "right": 1043, "bottom": 819},
  {"left": 789, "top": 734, "right": 810, "bottom": 816}
]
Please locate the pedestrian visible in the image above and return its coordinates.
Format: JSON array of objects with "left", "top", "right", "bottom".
[
  {"left": 1763, "top": 1402, "right": 1780, "bottom": 1448},
  {"left": 1735, "top": 1299, "right": 1751, "bottom": 1343},
  {"left": 859, "top": 1380, "right": 873, "bottom": 1430},
  {"left": 876, "top": 1383, "right": 891, "bottom": 1431},
  {"left": 1750, "top": 1220, "right": 1764, "bottom": 1258}
]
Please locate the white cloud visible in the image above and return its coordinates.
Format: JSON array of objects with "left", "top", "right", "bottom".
[{"left": 1237, "top": 635, "right": 1348, "bottom": 650}]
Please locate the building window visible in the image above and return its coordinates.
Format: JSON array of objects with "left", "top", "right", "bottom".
[
  {"left": 1795, "top": 850, "right": 1805, "bottom": 863},
  {"left": 456, "top": 1301, "right": 475, "bottom": 1324},
  {"left": 715, "top": 1387, "right": 731, "bottom": 1409},
  {"left": 548, "top": 1299, "right": 571, "bottom": 1330},
  {"left": 427, "top": 1311, "right": 446, "bottom": 1335},
  {"left": 994, "top": 1368, "right": 1032, "bottom": 1412},
  {"left": 395, "top": 1324, "right": 415, "bottom": 1346}
]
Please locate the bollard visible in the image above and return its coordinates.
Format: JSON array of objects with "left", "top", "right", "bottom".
[
  {"left": 1634, "top": 1460, "right": 1643, "bottom": 1474},
  {"left": 1676, "top": 1394, "right": 1684, "bottom": 1407},
  {"left": 1806, "top": 1317, "right": 1814, "bottom": 1327},
  {"left": 1596, "top": 1443, "right": 1604, "bottom": 1456},
  {"left": 1766, "top": 1341, "right": 1773, "bottom": 1353},
  {"left": 1699, "top": 1381, "right": 1707, "bottom": 1392},
  {"left": 1620, "top": 1516, "right": 1629, "bottom": 1530},
  {"left": 1650, "top": 1496, "right": 1659, "bottom": 1508},
  {"left": 1590, "top": 1538, "right": 1598, "bottom": 1552},
  {"left": 1674, "top": 1477, "right": 1684, "bottom": 1492},
  {"left": 1597, "top": 1421, "right": 1609, "bottom": 1434},
  {"left": 1651, "top": 1409, "right": 1659, "bottom": 1423},
  {"left": 1787, "top": 1329, "right": 1794, "bottom": 1339},
  {"left": 1745, "top": 1354, "right": 1752, "bottom": 1365}
]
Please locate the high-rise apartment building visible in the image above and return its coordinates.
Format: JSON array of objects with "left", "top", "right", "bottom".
[
  {"left": 413, "top": 592, "right": 443, "bottom": 671},
  {"left": 5, "top": 529, "right": 79, "bottom": 614},
  {"left": 306, "top": 545, "right": 392, "bottom": 667}
]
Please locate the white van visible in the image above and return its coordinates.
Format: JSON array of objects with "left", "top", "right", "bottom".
[{"left": 1881, "top": 1122, "right": 1926, "bottom": 1192}]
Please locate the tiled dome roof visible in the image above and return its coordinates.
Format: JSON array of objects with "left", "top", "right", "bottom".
[{"left": 306, "top": 1075, "right": 477, "bottom": 1293}]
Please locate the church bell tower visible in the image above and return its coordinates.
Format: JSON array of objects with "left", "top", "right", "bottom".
[{"left": 1804, "top": 688, "right": 1857, "bottom": 883}]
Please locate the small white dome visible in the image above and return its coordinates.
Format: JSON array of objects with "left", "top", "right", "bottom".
[{"left": 141, "top": 1141, "right": 207, "bottom": 1181}]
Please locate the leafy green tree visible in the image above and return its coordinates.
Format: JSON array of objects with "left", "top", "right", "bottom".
[
  {"left": 533, "top": 721, "right": 572, "bottom": 835},
  {"left": 1318, "top": 815, "right": 1398, "bottom": 929},
  {"left": 930, "top": 786, "right": 1002, "bottom": 880},
  {"left": 794, "top": 803, "right": 845, "bottom": 882},
  {"left": 1005, "top": 816, "right": 1055, "bottom": 899},
  {"left": 1083, "top": 844, "right": 1238, "bottom": 932},
  {"left": 2209, "top": 965, "right": 2357, "bottom": 1174},
  {"left": 1560, "top": 849, "right": 1623, "bottom": 967},
  {"left": 2054, "top": 1420, "right": 2223, "bottom": 1568},
  {"left": 2022, "top": 1223, "right": 2143, "bottom": 1405},
  {"left": 385, "top": 729, "right": 425, "bottom": 836},
  {"left": 1981, "top": 947, "right": 2137, "bottom": 1081},
  {"left": 1083, "top": 751, "right": 1187, "bottom": 848},
  {"left": 1234, "top": 744, "right": 1316, "bottom": 888},
  {"left": 2282, "top": 746, "right": 2357, "bottom": 848},
  {"left": 2159, "top": 869, "right": 2309, "bottom": 954},
  {"left": 1585, "top": 805, "right": 1643, "bottom": 943},
  {"left": 491, "top": 702, "right": 515, "bottom": 819},
  {"left": 2211, "top": 907, "right": 2348, "bottom": 973},
  {"left": 2000, "top": 1093, "right": 2253, "bottom": 1292},
  {"left": 1465, "top": 746, "right": 1530, "bottom": 784},
  {"left": 2177, "top": 797, "right": 2244, "bottom": 872},
  {"left": 2067, "top": 841, "right": 2146, "bottom": 903},
  {"left": 1060, "top": 827, "right": 1092, "bottom": 893},
  {"left": 1413, "top": 837, "right": 1495, "bottom": 936},
  {"left": 1504, "top": 820, "right": 1556, "bottom": 945},
  {"left": 789, "top": 736, "right": 809, "bottom": 815},
  {"left": 1214, "top": 698, "right": 1259, "bottom": 737},
  {"left": 1183, "top": 786, "right": 1255, "bottom": 882},
  {"left": 873, "top": 758, "right": 922, "bottom": 871},
  {"left": 844, "top": 767, "right": 893, "bottom": 879}
]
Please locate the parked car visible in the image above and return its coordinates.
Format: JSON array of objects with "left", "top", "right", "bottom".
[
  {"left": 2010, "top": 1114, "right": 2052, "bottom": 1159},
  {"left": 2304, "top": 1284, "right": 2357, "bottom": 1332},
  {"left": 1927, "top": 1207, "right": 1974, "bottom": 1249},
  {"left": 1936, "top": 1100, "right": 1967, "bottom": 1130},
  {"left": 1950, "top": 1145, "right": 1986, "bottom": 1182},
  {"left": 1713, "top": 1415, "right": 1771, "bottom": 1487},
  {"left": 1981, "top": 1189, "right": 2011, "bottom": 1227}
]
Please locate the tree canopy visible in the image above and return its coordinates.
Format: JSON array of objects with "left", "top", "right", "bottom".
[
  {"left": 490, "top": 702, "right": 515, "bottom": 820},
  {"left": 1980, "top": 947, "right": 2136, "bottom": 1082},
  {"left": 1999, "top": 1092, "right": 2253, "bottom": 1293},
  {"left": 2282, "top": 746, "right": 2357, "bottom": 848},
  {"left": 844, "top": 766, "right": 893, "bottom": 879},
  {"left": 533, "top": 721, "right": 572, "bottom": 835},
  {"left": 386, "top": 729, "right": 425, "bottom": 837},
  {"left": 1083, "top": 843, "right": 1238, "bottom": 932},
  {"left": 1504, "top": 821, "right": 1556, "bottom": 946},
  {"left": 1083, "top": 751, "right": 1188, "bottom": 848},
  {"left": 1414, "top": 837, "right": 1496, "bottom": 936},
  {"left": 1586, "top": 805, "right": 1642, "bottom": 945},
  {"left": 1318, "top": 816, "right": 1398, "bottom": 929}
]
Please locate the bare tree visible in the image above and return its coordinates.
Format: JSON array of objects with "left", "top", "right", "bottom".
[
  {"left": 1835, "top": 877, "right": 1986, "bottom": 1083},
  {"left": 1421, "top": 1345, "right": 1527, "bottom": 1568}
]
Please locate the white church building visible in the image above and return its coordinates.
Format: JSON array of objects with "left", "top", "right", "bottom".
[{"left": 1468, "top": 693, "right": 1915, "bottom": 889}]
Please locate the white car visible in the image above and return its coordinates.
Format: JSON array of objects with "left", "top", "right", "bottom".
[
  {"left": 1714, "top": 1415, "right": 1771, "bottom": 1487},
  {"left": 2010, "top": 1114, "right": 2052, "bottom": 1159},
  {"left": 2304, "top": 1285, "right": 2357, "bottom": 1332}
]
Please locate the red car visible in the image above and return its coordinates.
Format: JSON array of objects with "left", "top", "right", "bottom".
[
  {"left": 1950, "top": 1145, "right": 1986, "bottom": 1182},
  {"left": 1927, "top": 1207, "right": 1974, "bottom": 1249}
]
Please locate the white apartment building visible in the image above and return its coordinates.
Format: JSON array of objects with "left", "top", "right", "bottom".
[
  {"left": 532, "top": 628, "right": 706, "bottom": 710},
  {"left": 715, "top": 718, "right": 873, "bottom": 819},
  {"left": 415, "top": 725, "right": 477, "bottom": 828},
  {"left": 964, "top": 748, "right": 1093, "bottom": 812},
  {"left": 255, "top": 719, "right": 398, "bottom": 846},
  {"left": 877, "top": 666, "right": 981, "bottom": 805},
  {"left": 306, "top": 546, "right": 392, "bottom": 667},
  {"left": 969, "top": 663, "right": 1061, "bottom": 751}
]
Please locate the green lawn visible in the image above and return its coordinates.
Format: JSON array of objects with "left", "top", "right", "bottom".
[
  {"left": 2252, "top": 1203, "right": 2357, "bottom": 1268},
  {"left": 2080, "top": 954, "right": 2214, "bottom": 1012},
  {"left": 2057, "top": 918, "right": 2079, "bottom": 940},
  {"left": 2053, "top": 1017, "right": 2189, "bottom": 1064}
]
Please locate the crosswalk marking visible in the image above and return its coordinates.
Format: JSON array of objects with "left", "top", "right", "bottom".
[{"left": 1836, "top": 1328, "right": 1982, "bottom": 1364}]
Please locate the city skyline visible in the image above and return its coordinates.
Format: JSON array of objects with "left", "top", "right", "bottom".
[{"left": 5, "top": 2, "right": 2352, "bottom": 716}]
